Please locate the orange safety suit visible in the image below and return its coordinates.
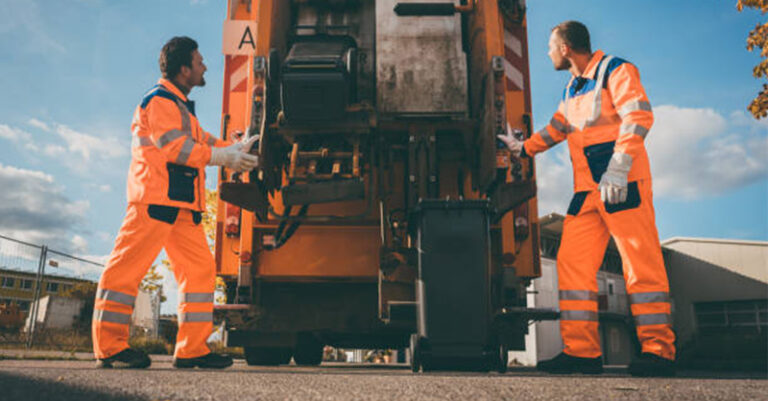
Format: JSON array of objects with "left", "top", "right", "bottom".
[
  {"left": 93, "top": 79, "right": 228, "bottom": 360},
  {"left": 523, "top": 50, "right": 675, "bottom": 361}
]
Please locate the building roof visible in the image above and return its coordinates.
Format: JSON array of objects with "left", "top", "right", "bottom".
[
  {"left": 661, "top": 237, "right": 768, "bottom": 284},
  {"left": 662, "top": 237, "right": 768, "bottom": 247},
  {"left": 0, "top": 267, "right": 94, "bottom": 283}
]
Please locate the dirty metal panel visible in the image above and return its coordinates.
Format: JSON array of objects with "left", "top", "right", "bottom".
[{"left": 375, "top": 0, "right": 468, "bottom": 116}]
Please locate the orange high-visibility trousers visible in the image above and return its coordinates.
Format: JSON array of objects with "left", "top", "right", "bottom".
[
  {"left": 92, "top": 203, "right": 215, "bottom": 359},
  {"left": 557, "top": 179, "right": 675, "bottom": 360}
]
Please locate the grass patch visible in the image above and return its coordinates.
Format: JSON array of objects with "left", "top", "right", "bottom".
[{"left": 128, "top": 335, "right": 172, "bottom": 355}]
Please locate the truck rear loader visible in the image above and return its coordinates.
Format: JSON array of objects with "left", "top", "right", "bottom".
[{"left": 214, "top": 0, "right": 556, "bottom": 372}]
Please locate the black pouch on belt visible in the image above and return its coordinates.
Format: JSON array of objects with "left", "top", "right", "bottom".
[
  {"left": 166, "top": 163, "right": 197, "bottom": 203},
  {"left": 583, "top": 141, "right": 615, "bottom": 183}
]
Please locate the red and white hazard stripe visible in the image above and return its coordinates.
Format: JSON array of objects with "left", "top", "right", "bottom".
[
  {"left": 227, "top": 55, "right": 248, "bottom": 93},
  {"left": 503, "top": 22, "right": 527, "bottom": 92}
]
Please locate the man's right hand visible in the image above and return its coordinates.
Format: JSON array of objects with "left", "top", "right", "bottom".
[
  {"left": 209, "top": 135, "right": 259, "bottom": 172},
  {"left": 497, "top": 123, "right": 525, "bottom": 158}
]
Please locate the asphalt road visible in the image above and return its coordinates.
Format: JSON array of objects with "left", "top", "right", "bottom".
[{"left": 1, "top": 359, "right": 766, "bottom": 401}]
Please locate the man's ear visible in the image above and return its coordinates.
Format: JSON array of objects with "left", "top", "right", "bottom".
[
  {"left": 179, "top": 65, "right": 191, "bottom": 79},
  {"left": 559, "top": 42, "right": 569, "bottom": 57}
]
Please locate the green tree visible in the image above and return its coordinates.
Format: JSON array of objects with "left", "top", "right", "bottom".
[
  {"left": 139, "top": 263, "right": 167, "bottom": 303},
  {"left": 738, "top": 0, "right": 768, "bottom": 119},
  {"left": 204, "top": 189, "right": 228, "bottom": 304},
  {"left": 62, "top": 282, "right": 98, "bottom": 331}
]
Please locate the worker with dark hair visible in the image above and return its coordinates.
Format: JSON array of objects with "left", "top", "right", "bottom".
[
  {"left": 499, "top": 20, "right": 676, "bottom": 377},
  {"left": 92, "top": 36, "right": 258, "bottom": 369}
]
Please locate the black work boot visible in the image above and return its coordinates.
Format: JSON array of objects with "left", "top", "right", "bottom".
[
  {"left": 173, "top": 352, "right": 234, "bottom": 369},
  {"left": 537, "top": 352, "right": 603, "bottom": 374},
  {"left": 629, "top": 353, "right": 675, "bottom": 377},
  {"left": 96, "top": 348, "right": 151, "bottom": 369}
]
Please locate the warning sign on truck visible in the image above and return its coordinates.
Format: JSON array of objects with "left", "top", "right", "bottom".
[{"left": 222, "top": 21, "right": 258, "bottom": 55}]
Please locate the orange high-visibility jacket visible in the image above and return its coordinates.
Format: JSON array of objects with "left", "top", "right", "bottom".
[
  {"left": 127, "top": 78, "right": 228, "bottom": 211},
  {"left": 523, "top": 50, "right": 653, "bottom": 191}
]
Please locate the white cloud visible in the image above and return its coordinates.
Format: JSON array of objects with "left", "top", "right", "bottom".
[
  {"left": 0, "top": 163, "right": 90, "bottom": 253},
  {"left": 0, "top": 119, "right": 129, "bottom": 174},
  {"left": 71, "top": 235, "right": 88, "bottom": 253},
  {"left": 534, "top": 147, "right": 573, "bottom": 216},
  {"left": 54, "top": 123, "right": 126, "bottom": 163},
  {"left": 28, "top": 118, "right": 50, "bottom": 132},
  {"left": 99, "top": 184, "right": 112, "bottom": 193},
  {"left": 0, "top": 124, "right": 32, "bottom": 143},
  {"left": 647, "top": 106, "right": 768, "bottom": 199},
  {"left": 43, "top": 144, "right": 66, "bottom": 157}
]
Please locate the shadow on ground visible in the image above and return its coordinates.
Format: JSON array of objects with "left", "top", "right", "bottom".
[{"left": 0, "top": 371, "right": 148, "bottom": 401}]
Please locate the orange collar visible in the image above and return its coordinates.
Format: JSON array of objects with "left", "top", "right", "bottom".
[
  {"left": 157, "top": 78, "right": 188, "bottom": 102},
  {"left": 579, "top": 50, "right": 605, "bottom": 79}
]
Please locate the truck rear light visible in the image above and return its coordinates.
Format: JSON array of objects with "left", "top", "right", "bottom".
[
  {"left": 514, "top": 202, "right": 530, "bottom": 241},
  {"left": 240, "top": 251, "right": 252, "bottom": 264},
  {"left": 225, "top": 202, "right": 241, "bottom": 237}
]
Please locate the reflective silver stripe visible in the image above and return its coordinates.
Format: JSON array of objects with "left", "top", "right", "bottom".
[
  {"left": 635, "top": 313, "right": 672, "bottom": 326},
  {"left": 156, "top": 129, "right": 187, "bottom": 148},
  {"left": 179, "top": 312, "right": 213, "bottom": 323},
  {"left": 182, "top": 293, "right": 214, "bottom": 303},
  {"left": 176, "top": 100, "right": 191, "bottom": 135},
  {"left": 561, "top": 310, "right": 598, "bottom": 321},
  {"left": 206, "top": 136, "right": 217, "bottom": 146},
  {"left": 96, "top": 289, "right": 135, "bottom": 306},
  {"left": 585, "top": 55, "right": 615, "bottom": 127},
  {"left": 132, "top": 136, "right": 154, "bottom": 148},
  {"left": 629, "top": 292, "right": 670, "bottom": 304},
  {"left": 563, "top": 76, "right": 576, "bottom": 123},
  {"left": 175, "top": 137, "right": 195, "bottom": 164},
  {"left": 93, "top": 309, "right": 131, "bottom": 325},
  {"left": 549, "top": 117, "right": 571, "bottom": 134},
  {"left": 559, "top": 290, "right": 598, "bottom": 302},
  {"left": 538, "top": 128, "right": 556, "bottom": 147},
  {"left": 618, "top": 100, "right": 652, "bottom": 119},
  {"left": 620, "top": 123, "right": 650, "bottom": 139}
]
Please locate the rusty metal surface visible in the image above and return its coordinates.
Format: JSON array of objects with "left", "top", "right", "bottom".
[{"left": 375, "top": 0, "right": 468, "bottom": 115}]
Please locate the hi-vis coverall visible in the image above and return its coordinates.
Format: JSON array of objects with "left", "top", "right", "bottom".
[
  {"left": 523, "top": 50, "right": 675, "bottom": 361},
  {"left": 93, "top": 79, "right": 228, "bottom": 360}
]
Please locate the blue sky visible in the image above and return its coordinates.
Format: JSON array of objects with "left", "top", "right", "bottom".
[{"left": 0, "top": 1, "right": 766, "bottom": 312}]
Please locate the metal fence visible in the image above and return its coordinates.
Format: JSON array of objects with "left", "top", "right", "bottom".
[{"left": 0, "top": 234, "right": 103, "bottom": 349}]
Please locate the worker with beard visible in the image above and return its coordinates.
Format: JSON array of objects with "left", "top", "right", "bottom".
[{"left": 92, "top": 36, "right": 258, "bottom": 369}]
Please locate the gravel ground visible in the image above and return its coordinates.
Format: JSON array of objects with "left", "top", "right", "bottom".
[{"left": 1, "top": 359, "right": 766, "bottom": 401}]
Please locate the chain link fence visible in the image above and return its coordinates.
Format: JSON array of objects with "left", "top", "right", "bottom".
[{"left": 0, "top": 234, "right": 103, "bottom": 350}]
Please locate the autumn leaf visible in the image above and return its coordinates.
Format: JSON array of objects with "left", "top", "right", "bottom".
[{"left": 738, "top": 0, "right": 768, "bottom": 119}]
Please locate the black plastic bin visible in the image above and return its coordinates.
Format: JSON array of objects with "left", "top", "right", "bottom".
[{"left": 409, "top": 199, "right": 506, "bottom": 372}]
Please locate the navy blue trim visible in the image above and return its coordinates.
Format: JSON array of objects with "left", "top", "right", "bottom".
[
  {"left": 166, "top": 163, "right": 198, "bottom": 203},
  {"left": 520, "top": 144, "right": 529, "bottom": 158},
  {"left": 560, "top": 56, "right": 629, "bottom": 100},
  {"left": 602, "top": 57, "right": 628, "bottom": 88},
  {"left": 584, "top": 141, "right": 615, "bottom": 184},
  {"left": 567, "top": 192, "right": 589, "bottom": 216},
  {"left": 140, "top": 84, "right": 196, "bottom": 116},
  {"left": 192, "top": 211, "right": 202, "bottom": 225},
  {"left": 148, "top": 205, "right": 180, "bottom": 224},
  {"left": 605, "top": 181, "right": 641, "bottom": 214}
]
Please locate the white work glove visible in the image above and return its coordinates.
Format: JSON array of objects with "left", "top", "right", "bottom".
[
  {"left": 598, "top": 152, "right": 632, "bottom": 205},
  {"left": 208, "top": 135, "right": 259, "bottom": 173},
  {"left": 496, "top": 123, "right": 524, "bottom": 158}
]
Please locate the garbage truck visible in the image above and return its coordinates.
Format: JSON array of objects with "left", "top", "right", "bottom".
[{"left": 213, "top": 0, "right": 556, "bottom": 372}]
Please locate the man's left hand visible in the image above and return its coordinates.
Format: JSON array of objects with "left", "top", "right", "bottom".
[{"left": 598, "top": 153, "right": 632, "bottom": 205}]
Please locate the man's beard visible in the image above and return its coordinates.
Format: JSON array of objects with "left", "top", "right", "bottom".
[
  {"left": 198, "top": 76, "right": 206, "bottom": 87},
  {"left": 555, "top": 58, "right": 571, "bottom": 71}
]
